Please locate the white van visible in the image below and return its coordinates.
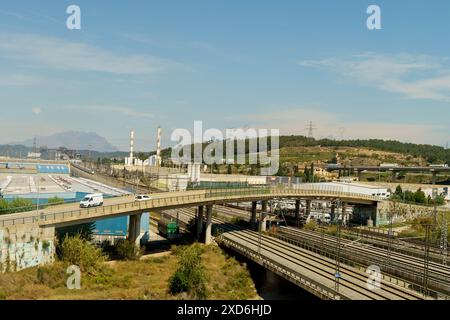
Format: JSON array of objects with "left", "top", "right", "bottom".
[
  {"left": 309, "top": 212, "right": 331, "bottom": 224},
  {"left": 80, "top": 193, "right": 103, "bottom": 208}
]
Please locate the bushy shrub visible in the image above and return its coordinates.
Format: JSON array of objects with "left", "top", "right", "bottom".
[
  {"left": 115, "top": 240, "right": 141, "bottom": 260},
  {"left": 47, "top": 197, "right": 65, "bottom": 205},
  {"left": 303, "top": 220, "right": 317, "bottom": 231},
  {"left": 169, "top": 244, "right": 207, "bottom": 299},
  {"left": 36, "top": 262, "right": 66, "bottom": 288},
  {"left": 59, "top": 234, "right": 106, "bottom": 274}
]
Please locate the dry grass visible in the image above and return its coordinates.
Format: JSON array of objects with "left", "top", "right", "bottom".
[{"left": 0, "top": 245, "right": 257, "bottom": 300}]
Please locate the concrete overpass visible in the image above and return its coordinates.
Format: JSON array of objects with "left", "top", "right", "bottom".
[
  {"left": 326, "top": 165, "right": 450, "bottom": 184},
  {"left": 0, "top": 185, "right": 383, "bottom": 271}
]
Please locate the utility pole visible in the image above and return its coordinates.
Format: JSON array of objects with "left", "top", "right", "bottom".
[
  {"left": 422, "top": 224, "right": 431, "bottom": 297},
  {"left": 36, "top": 156, "right": 40, "bottom": 216},
  {"left": 441, "top": 211, "right": 448, "bottom": 266},
  {"left": 385, "top": 210, "right": 393, "bottom": 267},
  {"left": 334, "top": 200, "right": 342, "bottom": 292},
  {"left": 305, "top": 121, "right": 316, "bottom": 139},
  {"left": 258, "top": 209, "right": 262, "bottom": 259}
]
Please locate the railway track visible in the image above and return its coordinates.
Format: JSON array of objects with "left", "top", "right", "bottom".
[
  {"left": 215, "top": 205, "right": 450, "bottom": 296},
  {"left": 164, "top": 207, "right": 427, "bottom": 300},
  {"left": 342, "top": 226, "right": 448, "bottom": 262},
  {"left": 218, "top": 205, "right": 449, "bottom": 269},
  {"left": 276, "top": 226, "right": 450, "bottom": 297}
]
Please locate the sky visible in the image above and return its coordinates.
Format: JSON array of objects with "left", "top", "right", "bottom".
[{"left": 0, "top": 0, "right": 450, "bottom": 151}]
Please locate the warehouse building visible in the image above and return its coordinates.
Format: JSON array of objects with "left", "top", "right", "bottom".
[{"left": 0, "top": 161, "right": 149, "bottom": 243}]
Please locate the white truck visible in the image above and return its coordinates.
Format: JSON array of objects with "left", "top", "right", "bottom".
[
  {"left": 80, "top": 193, "right": 104, "bottom": 208},
  {"left": 307, "top": 212, "right": 331, "bottom": 224}
]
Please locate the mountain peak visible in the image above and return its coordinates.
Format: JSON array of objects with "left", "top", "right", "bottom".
[{"left": 17, "top": 131, "right": 119, "bottom": 152}]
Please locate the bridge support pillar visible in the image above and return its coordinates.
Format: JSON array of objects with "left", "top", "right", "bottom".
[
  {"left": 330, "top": 203, "right": 336, "bottom": 221},
  {"left": 197, "top": 205, "right": 204, "bottom": 240},
  {"left": 342, "top": 202, "right": 348, "bottom": 225},
  {"left": 128, "top": 213, "right": 142, "bottom": 246},
  {"left": 250, "top": 201, "right": 258, "bottom": 229},
  {"left": 295, "top": 200, "right": 301, "bottom": 226},
  {"left": 432, "top": 172, "right": 437, "bottom": 185},
  {"left": 204, "top": 205, "right": 213, "bottom": 245},
  {"left": 260, "top": 200, "right": 268, "bottom": 232},
  {"left": 261, "top": 200, "right": 268, "bottom": 213},
  {"left": 306, "top": 200, "right": 311, "bottom": 219},
  {"left": 357, "top": 170, "right": 362, "bottom": 181},
  {"left": 391, "top": 171, "right": 397, "bottom": 182}
]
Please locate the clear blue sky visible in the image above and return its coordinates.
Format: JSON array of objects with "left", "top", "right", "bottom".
[{"left": 1, "top": 1, "right": 450, "bottom": 151}]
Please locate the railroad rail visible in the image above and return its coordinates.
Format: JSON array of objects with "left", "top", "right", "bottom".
[{"left": 164, "top": 207, "right": 427, "bottom": 300}]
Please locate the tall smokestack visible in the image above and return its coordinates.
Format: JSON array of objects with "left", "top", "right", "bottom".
[
  {"left": 130, "top": 130, "right": 135, "bottom": 160},
  {"left": 156, "top": 126, "right": 161, "bottom": 166}
]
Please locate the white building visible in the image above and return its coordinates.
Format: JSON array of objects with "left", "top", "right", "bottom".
[
  {"left": 313, "top": 182, "right": 391, "bottom": 198},
  {"left": 166, "top": 174, "right": 189, "bottom": 191},
  {"left": 187, "top": 163, "right": 201, "bottom": 182}
]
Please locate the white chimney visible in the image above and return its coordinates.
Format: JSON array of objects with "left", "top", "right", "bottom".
[
  {"left": 130, "top": 130, "right": 135, "bottom": 160},
  {"left": 156, "top": 126, "right": 162, "bottom": 166}
]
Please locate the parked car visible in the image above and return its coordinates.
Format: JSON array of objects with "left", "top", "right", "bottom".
[{"left": 135, "top": 194, "right": 151, "bottom": 201}]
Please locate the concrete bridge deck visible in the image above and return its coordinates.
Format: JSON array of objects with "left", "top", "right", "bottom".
[{"left": 0, "top": 185, "right": 383, "bottom": 228}]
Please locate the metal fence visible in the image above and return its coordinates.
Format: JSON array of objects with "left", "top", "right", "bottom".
[{"left": 0, "top": 186, "right": 382, "bottom": 228}]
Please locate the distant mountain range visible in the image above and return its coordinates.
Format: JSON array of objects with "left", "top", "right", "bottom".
[{"left": 12, "top": 131, "right": 119, "bottom": 153}]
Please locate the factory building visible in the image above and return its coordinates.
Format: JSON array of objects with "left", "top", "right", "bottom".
[{"left": 0, "top": 161, "right": 149, "bottom": 244}]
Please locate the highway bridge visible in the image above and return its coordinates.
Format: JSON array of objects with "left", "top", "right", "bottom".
[
  {"left": 1, "top": 185, "right": 446, "bottom": 300},
  {"left": 0, "top": 185, "right": 383, "bottom": 271},
  {"left": 325, "top": 164, "right": 450, "bottom": 184}
]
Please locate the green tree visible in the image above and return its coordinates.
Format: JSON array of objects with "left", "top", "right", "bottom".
[
  {"left": 414, "top": 188, "right": 427, "bottom": 204},
  {"left": 137, "top": 152, "right": 148, "bottom": 162},
  {"left": 169, "top": 244, "right": 207, "bottom": 299},
  {"left": 304, "top": 165, "right": 310, "bottom": 182},
  {"left": 59, "top": 234, "right": 106, "bottom": 274},
  {"left": 8, "top": 198, "right": 33, "bottom": 213},
  {"left": 394, "top": 185, "right": 403, "bottom": 197},
  {"left": 310, "top": 163, "right": 315, "bottom": 182},
  {"left": 0, "top": 199, "right": 10, "bottom": 215},
  {"left": 56, "top": 222, "right": 95, "bottom": 242},
  {"left": 115, "top": 239, "right": 140, "bottom": 260},
  {"left": 404, "top": 190, "right": 415, "bottom": 202}
]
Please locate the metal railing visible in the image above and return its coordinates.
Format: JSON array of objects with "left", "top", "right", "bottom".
[
  {"left": 274, "top": 231, "right": 450, "bottom": 298},
  {"left": 215, "top": 231, "right": 343, "bottom": 300},
  {"left": 0, "top": 186, "right": 382, "bottom": 228}
]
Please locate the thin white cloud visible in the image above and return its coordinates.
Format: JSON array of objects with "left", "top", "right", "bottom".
[
  {"left": 65, "top": 105, "right": 154, "bottom": 119},
  {"left": 241, "top": 107, "right": 444, "bottom": 145},
  {"left": 0, "top": 9, "right": 24, "bottom": 19},
  {"left": 299, "top": 53, "right": 450, "bottom": 102},
  {"left": 121, "top": 33, "right": 244, "bottom": 62},
  {"left": 0, "top": 33, "right": 174, "bottom": 75},
  {"left": 0, "top": 74, "right": 45, "bottom": 86}
]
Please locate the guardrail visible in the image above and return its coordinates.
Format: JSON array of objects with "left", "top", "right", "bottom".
[
  {"left": 275, "top": 230, "right": 450, "bottom": 298},
  {"left": 215, "top": 231, "right": 343, "bottom": 300},
  {"left": 0, "top": 186, "right": 382, "bottom": 228}
]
